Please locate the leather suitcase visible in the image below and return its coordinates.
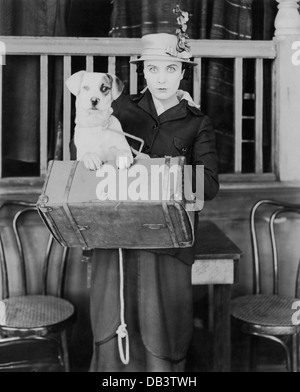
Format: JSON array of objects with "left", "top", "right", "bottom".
[{"left": 37, "top": 157, "right": 203, "bottom": 250}]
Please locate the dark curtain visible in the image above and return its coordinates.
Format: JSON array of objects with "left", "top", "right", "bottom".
[
  {"left": 0, "top": 0, "right": 113, "bottom": 177},
  {"left": 0, "top": 0, "right": 70, "bottom": 176},
  {"left": 200, "top": 0, "right": 253, "bottom": 173},
  {"left": 67, "top": 0, "right": 113, "bottom": 37}
]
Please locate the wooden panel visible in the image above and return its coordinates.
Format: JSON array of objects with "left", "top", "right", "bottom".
[
  {"left": 86, "top": 56, "right": 93, "bottom": 72},
  {"left": 0, "top": 63, "right": 2, "bottom": 178},
  {"left": 193, "top": 57, "right": 202, "bottom": 106},
  {"left": 63, "top": 56, "right": 72, "bottom": 161},
  {"left": 200, "top": 186, "right": 300, "bottom": 221},
  {"left": 40, "top": 55, "right": 48, "bottom": 176},
  {"left": 213, "top": 285, "right": 231, "bottom": 372},
  {"left": 220, "top": 173, "right": 276, "bottom": 183},
  {"left": 0, "top": 37, "right": 276, "bottom": 59},
  {"left": 234, "top": 58, "right": 243, "bottom": 173},
  {"left": 130, "top": 57, "right": 138, "bottom": 95},
  {"left": 192, "top": 259, "right": 234, "bottom": 284},
  {"left": 255, "top": 59, "right": 263, "bottom": 173},
  {"left": 108, "top": 56, "right": 116, "bottom": 75}
]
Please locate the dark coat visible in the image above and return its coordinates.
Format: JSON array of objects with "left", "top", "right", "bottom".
[
  {"left": 111, "top": 89, "right": 219, "bottom": 265},
  {"left": 112, "top": 89, "right": 219, "bottom": 201}
]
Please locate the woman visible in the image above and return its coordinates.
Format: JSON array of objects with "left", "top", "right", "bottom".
[{"left": 89, "top": 32, "right": 219, "bottom": 372}]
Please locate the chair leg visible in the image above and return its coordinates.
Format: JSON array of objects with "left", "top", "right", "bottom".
[
  {"left": 249, "top": 335, "right": 258, "bottom": 372},
  {"left": 292, "top": 334, "right": 298, "bottom": 373},
  {"left": 298, "top": 334, "right": 300, "bottom": 372},
  {"left": 61, "top": 331, "right": 71, "bottom": 372}
]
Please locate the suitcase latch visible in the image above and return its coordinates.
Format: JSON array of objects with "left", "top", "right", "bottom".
[
  {"left": 78, "top": 225, "right": 90, "bottom": 231},
  {"left": 143, "top": 224, "right": 166, "bottom": 230}
]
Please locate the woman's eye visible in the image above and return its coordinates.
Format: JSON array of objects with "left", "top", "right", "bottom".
[
  {"left": 149, "top": 67, "right": 158, "bottom": 73},
  {"left": 167, "top": 67, "right": 176, "bottom": 73},
  {"left": 83, "top": 86, "right": 90, "bottom": 91}
]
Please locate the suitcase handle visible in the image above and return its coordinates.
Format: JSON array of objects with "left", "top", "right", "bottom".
[
  {"left": 108, "top": 128, "right": 145, "bottom": 156},
  {"left": 123, "top": 132, "right": 145, "bottom": 155}
]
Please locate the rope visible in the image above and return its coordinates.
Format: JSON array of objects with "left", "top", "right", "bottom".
[{"left": 116, "top": 248, "right": 130, "bottom": 365}]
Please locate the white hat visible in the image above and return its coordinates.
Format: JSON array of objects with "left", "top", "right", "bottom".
[{"left": 130, "top": 33, "right": 197, "bottom": 66}]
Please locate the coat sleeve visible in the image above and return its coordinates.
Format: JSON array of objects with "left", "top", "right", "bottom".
[{"left": 192, "top": 115, "right": 219, "bottom": 201}]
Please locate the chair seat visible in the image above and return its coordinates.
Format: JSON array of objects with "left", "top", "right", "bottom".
[
  {"left": 0, "top": 295, "right": 75, "bottom": 330},
  {"left": 231, "top": 294, "right": 300, "bottom": 330}
]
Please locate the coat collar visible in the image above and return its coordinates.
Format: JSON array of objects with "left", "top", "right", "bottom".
[{"left": 130, "top": 89, "right": 203, "bottom": 123}]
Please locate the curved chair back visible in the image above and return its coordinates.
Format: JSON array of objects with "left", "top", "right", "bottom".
[
  {"left": 250, "top": 199, "right": 300, "bottom": 295},
  {"left": 0, "top": 201, "right": 69, "bottom": 299}
]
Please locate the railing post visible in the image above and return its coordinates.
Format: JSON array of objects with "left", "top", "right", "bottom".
[{"left": 274, "top": 0, "right": 300, "bottom": 181}]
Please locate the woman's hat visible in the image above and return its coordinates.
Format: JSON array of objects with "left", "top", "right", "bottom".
[{"left": 130, "top": 33, "right": 197, "bottom": 66}]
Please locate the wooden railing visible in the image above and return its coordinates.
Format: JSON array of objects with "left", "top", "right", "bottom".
[{"left": 0, "top": 36, "right": 277, "bottom": 187}]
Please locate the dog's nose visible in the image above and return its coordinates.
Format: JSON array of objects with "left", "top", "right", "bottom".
[{"left": 91, "top": 97, "right": 100, "bottom": 106}]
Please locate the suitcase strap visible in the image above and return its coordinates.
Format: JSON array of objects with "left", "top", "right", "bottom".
[
  {"left": 63, "top": 161, "right": 90, "bottom": 250},
  {"left": 162, "top": 157, "right": 179, "bottom": 248}
]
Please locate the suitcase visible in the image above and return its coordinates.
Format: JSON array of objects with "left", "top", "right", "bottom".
[{"left": 37, "top": 157, "right": 203, "bottom": 250}]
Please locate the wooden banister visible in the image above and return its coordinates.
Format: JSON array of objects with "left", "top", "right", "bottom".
[
  {"left": 63, "top": 56, "right": 72, "bottom": 161},
  {"left": 255, "top": 58, "right": 264, "bottom": 174},
  {"left": 275, "top": 0, "right": 300, "bottom": 36},
  {"left": 274, "top": 0, "right": 300, "bottom": 182},
  {"left": 0, "top": 36, "right": 278, "bottom": 186},
  {"left": 234, "top": 58, "right": 243, "bottom": 174},
  {"left": 40, "top": 55, "right": 48, "bottom": 176}
]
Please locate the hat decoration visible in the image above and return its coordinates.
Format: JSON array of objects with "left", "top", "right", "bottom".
[
  {"left": 130, "top": 5, "right": 197, "bottom": 66},
  {"left": 173, "top": 5, "right": 191, "bottom": 55}
]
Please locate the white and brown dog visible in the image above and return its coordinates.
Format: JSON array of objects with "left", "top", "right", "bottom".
[{"left": 66, "top": 71, "right": 133, "bottom": 170}]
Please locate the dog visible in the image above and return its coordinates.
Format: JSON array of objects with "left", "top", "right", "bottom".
[{"left": 66, "top": 71, "right": 133, "bottom": 170}]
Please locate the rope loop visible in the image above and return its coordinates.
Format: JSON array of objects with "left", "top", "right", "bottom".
[
  {"left": 116, "top": 323, "right": 130, "bottom": 365},
  {"left": 116, "top": 248, "right": 130, "bottom": 365}
]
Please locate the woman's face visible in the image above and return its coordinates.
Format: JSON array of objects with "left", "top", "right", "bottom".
[{"left": 143, "top": 60, "right": 184, "bottom": 102}]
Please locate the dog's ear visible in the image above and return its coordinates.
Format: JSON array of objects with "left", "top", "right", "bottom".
[
  {"left": 65, "top": 71, "right": 86, "bottom": 96},
  {"left": 106, "top": 73, "right": 124, "bottom": 101}
]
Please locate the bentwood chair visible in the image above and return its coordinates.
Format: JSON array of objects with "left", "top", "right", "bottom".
[
  {"left": 0, "top": 201, "right": 75, "bottom": 372},
  {"left": 231, "top": 199, "right": 300, "bottom": 372}
]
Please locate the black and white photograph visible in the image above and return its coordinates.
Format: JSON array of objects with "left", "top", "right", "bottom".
[{"left": 0, "top": 0, "right": 300, "bottom": 375}]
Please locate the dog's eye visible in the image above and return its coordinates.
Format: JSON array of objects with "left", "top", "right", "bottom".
[
  {"left": 100, "top": 85, "right": 111, "bottom": 93},
  {"left": 83, "top": 86, "right": 90, "bottom": 91}
]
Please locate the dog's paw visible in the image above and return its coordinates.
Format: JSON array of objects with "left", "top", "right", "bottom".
[
  {"left": 116, "top": 150, "right": 133, "bottom": 170},
  {"left": 82, "top": 152, "right": 103, "bottom": 171}
]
